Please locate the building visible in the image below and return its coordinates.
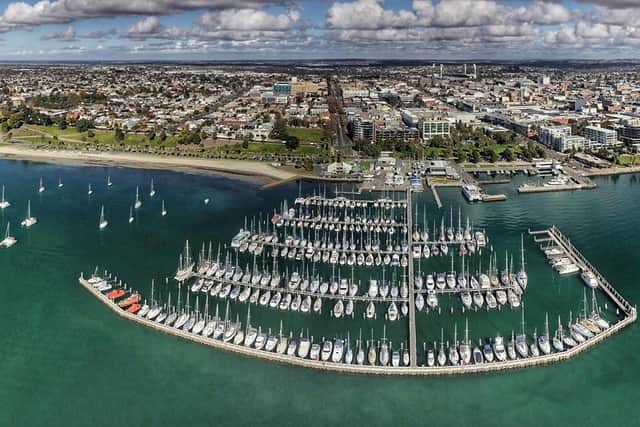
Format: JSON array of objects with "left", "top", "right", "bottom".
[
  {"left": 350, "top": 117, "right": 375, "bottom": 142},
  {"left": 420, "top": 118, "right": 451, "bottom": 141},
  {"left": 574, "top": 152, "right": 610, "bottom": 168},
  {"left": 273, "top": 83, "right": 291, "bottom": 96},
  {"left": 584, "top": 126, "right": 619, "bottom": 147},
  {"left": 617, "top": 119, "right": 640, "bottom": 145},
  {"left": 538, "top": 125, "right": 589, "bottom": 152}
]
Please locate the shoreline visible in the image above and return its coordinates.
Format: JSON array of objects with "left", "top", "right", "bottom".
[{"left": 0, "top": 144, "right": 301, "bottom": 184}]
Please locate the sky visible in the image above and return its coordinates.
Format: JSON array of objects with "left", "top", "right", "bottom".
[{"left": 0, "top": 0, "right": 639, "bottom": 60}]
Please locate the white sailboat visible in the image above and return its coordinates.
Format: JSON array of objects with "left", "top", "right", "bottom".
[
  {"left": 128, "top": 206, "right": 134, "bottom": 223},
  {"left": 58, "top": 177, "right": 64, "bottom": 188},
  {"left": 88, "top": 183, "right": 93, "bottom": 196},
  {"left": 107, "top": 175, "right": 113, "bottom": 187},
  {"left": 0, "top": 222, "right": 17, "bottom": 247},
  {"left": 149, "top": 179, "right": 156, "bottom": 197},
  {"left": 99, "top": 205, "right": 108, "bottom": 230},
  {"left": 204, "top": 198, "right": 211, "bottom": 205},
  {"left": 0, "top": 185, "right": 10, "bottom": 209},
  {"left": 21, "top": 200, "right": 37, "bottom": 227},
  {"left": 38, "top": 178, "right": 45, "bottom": 193},
  {"left": 161, "top": 200, "right": 167, "bottom": 216},
  {"left": 134, "top": 186, "right": 142, "bottom": 209}
]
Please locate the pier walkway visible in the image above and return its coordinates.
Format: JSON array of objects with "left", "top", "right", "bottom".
[
  {"left": 406, "top": 188, "right": 417, "bottom": 366},
  {"left": 80, "top": 267, "right": 636, "bottom": 376},
  {"left": 536, "top": 226, "right": 635, "bottom": 315}
]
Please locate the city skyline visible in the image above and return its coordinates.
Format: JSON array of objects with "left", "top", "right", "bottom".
[{"left": 0, "top": 0, "right": 639, "bottom": 60}]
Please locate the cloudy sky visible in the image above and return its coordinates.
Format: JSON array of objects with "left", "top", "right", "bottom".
[{"left": 0, "top": 0, "right": 638, "bottom": 60}]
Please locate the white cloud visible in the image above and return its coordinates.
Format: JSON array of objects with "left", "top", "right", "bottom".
[
  {"left": 0, "top": 0, "right": 291, "bottom": 29},
  {"left": 199, "top": 8, "right": 302, "bottom": 31}
]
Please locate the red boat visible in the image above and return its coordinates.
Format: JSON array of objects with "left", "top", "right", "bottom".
[
  {"left": 118, "top": 293, "right": 140, "bottom": 308},
  {"left": 271, "top": 214, "right": 280, "bottom": 225},
  {"left": 127, "top": 303, "right": 141, "bottom": 314},
  {"left": 107, "top": 289, "right": 125, "bottom": 300}
]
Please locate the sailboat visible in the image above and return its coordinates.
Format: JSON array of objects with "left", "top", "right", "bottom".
[
  {"left": 38, "top": 178, "right": 45, "bottom": 193},
  {"left": 149, "top": 179, "right": 156, "bottom": 197},
  {"left": 21, "top": 200, "right": 37, "bottom": 227},
  {"left": 128, "top": 206, "right": 134, "bottom": 223},
  {"left": 87, "top": 183, "right": 93, "bottom": 196},
  {"left": 204, "top": 198, "right": 211, "bottom": 205},
  {"left": 99, "top": 205, "right": 108, "bottom": 230},
  {"left": 516, "top": 234, "right": 528, "bottom": 291},
  {"left": 107, "top": 175, "right": 113, "bottom": 187},
  {"left": 134, "top": 186, "right": 142, "bottom": 209},
  {"left": 0, "top": 185, "right": 10, "bottom": 209},
  {"left": 161, "top": 200, "right": 167, "bottom": 216},
  {"left": 58, "top": 177, "right": 64, "bottom": 188},
  {"left": 0, "top": 222, "right": 17, "bottom": 247},
  {"left": 538, "top": 313, "right": 551, "bottom": 354}
]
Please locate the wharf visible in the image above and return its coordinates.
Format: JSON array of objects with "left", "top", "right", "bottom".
[
  {"left": 518, "top": 182, "right": 597, "bottom": 193},
  {"left": 191, "top": 272, "right": 410, "bottom": 304},
  {"left": 534, "top": 226, "right": 635, "bottom": 315},
  {"left": 406, "top": 188, "right": 417, "bottom": 366},
  {"left": 478, "top": 179, "right": 511, "bottom": 185},
  {"left": 80, "top": 264, "right": 636, "bottom": 376},
  {"left": 430, "top": 185, "right": 443, "bottom": 209}
]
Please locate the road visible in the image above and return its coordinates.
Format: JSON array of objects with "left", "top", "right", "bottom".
[{"left": 328, "top": 77, "right": 352, "bottom": 154}]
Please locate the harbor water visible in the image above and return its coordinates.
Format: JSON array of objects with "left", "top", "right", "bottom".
[{"left": 0, "top": 159, "right": 638, "bottom": 426}]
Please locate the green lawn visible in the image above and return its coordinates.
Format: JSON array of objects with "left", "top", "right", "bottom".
[
  {"left": 287, "top": 127, "right": 325, "bottom": 143},
  {"left": 617, "top": 154, "right": 640, "bottom": 166},
  {"left": 219, "top": 142, "right": 323, "bottom": 156},
  {"left": 11, "top": 125, "right": 176, "bottom": 148}
]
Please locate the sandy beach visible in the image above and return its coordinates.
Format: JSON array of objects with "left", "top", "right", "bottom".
[{"left": 0, "top": 144, "right": 300, "bottom": 182}]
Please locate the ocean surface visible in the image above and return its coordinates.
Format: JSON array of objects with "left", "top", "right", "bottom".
[{"left": 0, "top": 159, "right": 638, "bottom": 427}]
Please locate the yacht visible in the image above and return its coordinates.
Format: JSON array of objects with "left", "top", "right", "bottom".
[
  {"left": 88, "top": 183, "right": 93, "bottom": 196},
  {"left": 21, "top": 200, "right": 37, "bottom": 227},
  {"left": 38, "top": 178, "right": 45, "bottom": 193},
  {"left": 149, "top": 179, "right": 156, "bottom": 197},
  {"left": 0, "top": 222, "right": 17, "bottom": 248},
  {"left": 321, "top": 340, "right": 333, "bottom": 361},
  {"left": 538, "top": 313, "right": 552, "bottom": 355},
  {"left": 107, "top": 175, "right": 113, "bottom": 187},
  {"left": 161, "top": 200, "right": 167, "bottom": 217},
  {"left": 0, "top": 185, "right": 10, "bottom": 209},
  {"left": 493, "top": 335, "right": 507, "bottom": 362},
  {"left": 128, "top": 206, "right": 134, "bottom": 223},
  {"left": 332, "top": 339, "right": 344, "bottom": 363},
  {"left": 58, "top": 178, "right": 64, "bottom": 188},
  {"left": 580, "top": 270, "right": 599, "bottom": 289},
  {"left": 98, "top": 205, "right": 108, "bottom": 230},
  {"left": 134, "top": 186, "right": 142, "bottom": 209},
  {"left": 472, "top": 347, "right": 484, "bottom": 364}
]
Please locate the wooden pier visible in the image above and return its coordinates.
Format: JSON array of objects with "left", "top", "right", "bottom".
[
  {"left": 535, "top": 226, "right": 635, "bottom": 315},
  {"left": 80, "top": 267, "right": 636, "bottom": 376},
  {"left": 406, "top": 188, "right": 417, "bottom": 366},
  {"left": 430, "top": 184, "right": 443, "bottom": 209}
]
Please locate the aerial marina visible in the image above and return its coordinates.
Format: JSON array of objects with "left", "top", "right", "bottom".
[{"left": 76, "top": 183, "right": 636, "bottom": 375}]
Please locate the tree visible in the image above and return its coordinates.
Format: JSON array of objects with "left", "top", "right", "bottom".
[
  {"left": 285, "top": 135, "right": 299, "bottom": 151},
  {"left": 115, "top": 127, "right": 125, "bottom": 142},
  {"left": 270, "top": 114, "right": 287, "bottom": 140},
  {"left": 502, "top": 147, "right": 514, "bottom": 161},
  {"left": 470, "top": 149, "right": 481, "bottom": 163}
]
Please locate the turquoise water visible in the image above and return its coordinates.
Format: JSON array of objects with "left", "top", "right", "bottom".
[{"left": 0, "top": 160, "right": 638, "bottom": 426}]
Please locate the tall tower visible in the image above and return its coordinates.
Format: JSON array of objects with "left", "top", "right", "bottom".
[
  {"left": 440, "top": 64, "right": 444, "bottom": 79},
  {"left": 464, "top": 64, "right": 467, "bottom": 75},
  {"left": 473, "top": 64, "right": 477, "bottom": 79}
]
